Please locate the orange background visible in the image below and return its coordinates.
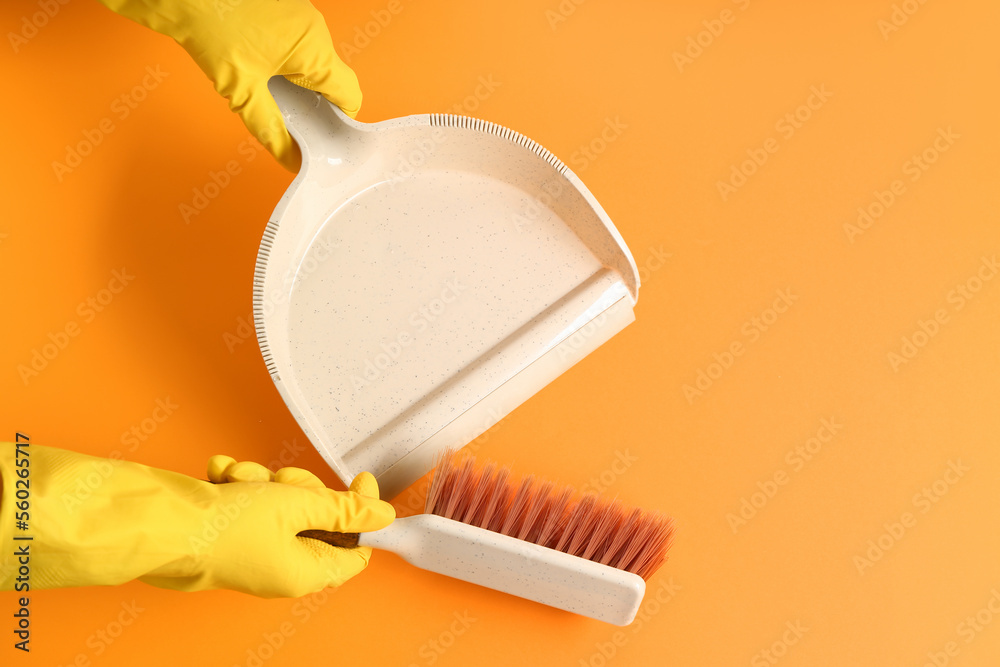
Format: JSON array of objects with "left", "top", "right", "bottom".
[{"left": 2, "top": 0, "right": 1000, "bottom": 665}]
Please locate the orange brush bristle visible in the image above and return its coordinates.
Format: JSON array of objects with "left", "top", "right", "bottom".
[{"left": 424, "top": 450, "right": 675, "bottom": 581}]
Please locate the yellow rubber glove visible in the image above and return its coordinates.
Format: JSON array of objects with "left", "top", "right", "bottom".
[
  {"left": 95, "top": 0, "right": 362, "bottom": 171},
  {"left": 204, "top": 454, "right": 384, "bottom": 583},
  {"left": 0, "top": 443, "right": 394, "bottom": 597}
]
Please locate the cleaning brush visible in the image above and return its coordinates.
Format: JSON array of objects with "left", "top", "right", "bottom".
[{"left": 300, "top": 449, "right": 675, "bottom": 625}]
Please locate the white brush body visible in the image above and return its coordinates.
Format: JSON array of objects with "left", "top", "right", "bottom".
[{"left": 359, "top": 514, "right": 646, "bottom": 626}]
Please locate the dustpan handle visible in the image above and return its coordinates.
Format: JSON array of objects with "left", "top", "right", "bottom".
[{"left": 266, "top": 76, "right": 362, "bottom": 167}]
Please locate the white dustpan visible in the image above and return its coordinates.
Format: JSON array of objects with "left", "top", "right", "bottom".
[{"left": 254, "top": 77, "right": 640, "bottom": 501}]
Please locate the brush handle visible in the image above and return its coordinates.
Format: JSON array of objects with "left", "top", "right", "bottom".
[{"left": 303, "top": 514, "right": 645, "bottom": 626}]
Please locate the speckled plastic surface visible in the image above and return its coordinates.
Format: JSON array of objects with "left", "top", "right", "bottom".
[
  {"left": 255, "top": 77, "right": 641, "bottom": 500},
  {"left": 360, "top": 514, "right": 646, "bottom": 626}
]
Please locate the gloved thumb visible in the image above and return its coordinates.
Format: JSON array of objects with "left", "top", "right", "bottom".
[
  {"left": 349, "top": 471, "right": 380, "bottom": 499},
  {"left": 234, "top": 82, "right": 302, "bottom": 172},
  {"left": 295, "top": 471, "right": 393, "bottom": 589},
  {"left": 279, "top": 14, "right": 362, "bottom": 120}
]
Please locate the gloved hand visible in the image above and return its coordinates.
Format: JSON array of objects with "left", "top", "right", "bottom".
[
  {"left": 0, "top": 443, "right": 394, "bottom": 597},
  {"left": 203, "top": 453, "right": 386, "bottom": 587},
  {"left": 95, "top": 0, "right": 362, "bottom": 171}
]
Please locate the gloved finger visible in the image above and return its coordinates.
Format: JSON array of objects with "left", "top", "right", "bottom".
[
  {"left": 297, "top": 538, "right": 374, "bottom": 588},
  {"left": 232, "top": 82, "right": 301, "bottom": 172},
  {"left": 274, "top": 466, "right": 326, "bottom": 488},
  {"left": 283, "top": 66, "right": 362, "bottom": 120},
  {"left": 280, "top": 13, "right": 362, "bottom": 118},
  {"left": 297, "top": 488, "right": 395, "bottom": 534},
  {"left": 207, "top": 455, "right": 237, "bottom": 483},
  {"left": 208, "top": 455, "right": 274, "bottom": 483},
  {"left": 349, "top": 471, "right": 380, "bottom": 499},
  {"left": 225, "top": 460, "right": 274, "bottom": 483},
  {"left": 323, "top": 544, "right": 374, "bottom": 587}
]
